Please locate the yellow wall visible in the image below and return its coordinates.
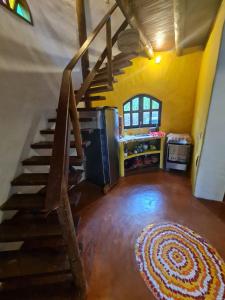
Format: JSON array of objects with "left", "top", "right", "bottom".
[
  {"left": 191, "top": 0, "right": 225, "bottom": 187},
  {"left": 93, "top": 51, "right": 202, "bottom": 135}
]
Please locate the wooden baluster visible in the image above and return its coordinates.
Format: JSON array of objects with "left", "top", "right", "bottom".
[
  {"left": 57, "top": 182, "right": 87, "bottom": 299},
  {"left": 56, "top": 110, "right": 86, "bottom": 298},
  {"left": 65, "top": 111, "right": 71, "bottom": 184},
  {"left": 45, "top": 70, "right": 71, "bottom": 211},
  {"left": 69, "top": 80, "right": 84, "bottom": 160},
  {"left": 106, "top": 17, "right": 113, "bottom": 88},
  {"left": 76, "top": 0, "right": 90, "bottom": 80}
]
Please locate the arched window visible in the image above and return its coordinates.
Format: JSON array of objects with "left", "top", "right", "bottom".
[
  {"left": 0, "top": 0, "right": 33, "bottom": 24},
  {"left": 123, "top": 94, "right": 162, "bottom": 129}
]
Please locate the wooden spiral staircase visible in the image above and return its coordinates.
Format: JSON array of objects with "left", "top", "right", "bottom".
[{"left": 0, "top": 3, "right": 137, "bottom": 300}]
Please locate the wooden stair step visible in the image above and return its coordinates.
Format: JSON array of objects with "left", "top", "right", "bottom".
[
  {"left": 75, "top": 86, "right": 112, "bottom": 95},
  {"left": 0, "top": 248, "right": 69, "bottom": 280},
  {"left": 47, "top": 119, "right": 57, "bottom": 123},
  {"left": 23, "top": 156, "right": 83, "bottom": 166},
  {"left": 106, "top": 59, "right": 132, "bottom": 68},
  {"left": 97, "top": 67, "right": 121, "bottom": 76},
  {"left": 86, "top": 85, "right": 113, "bottom": 94},
  {"left": 3, "top": 206, "right": 79, "bottom": 226},
  {"left": 94, "top": 69, "right": 124, "bottom": 80},
  {"left": 20, "top": 215, "right": 80, "bottom": 251},
  {"left": 77, "top": 108, "right": 100, "bottom": 111},
  {"left": 0, "top": 273, "right": 73, "bottom": 292},
  {"left": 0, "top": 222, "right": 62, "bottom": 242},
  {"left": 12, "top": 173, "right": 49, "bottom": 186},
  {"left": 1, "top": 188, "right": 81, "bottom": 212},
  {"left": 40, "top": 128, "right": 93, "bottom": 136},
  {"left": 0, "top": 280, "right": 77, "bottom": 300},
  {"left": 1, "top": 195, "right": 79, "bottom": 212},
  {"left": 31, "top": 140, "right": 90, "bottom": 149},
  {"left": 113, "top": 52, "right": 138, "bottom": 61},
  {"left": 3, "top": 211, "right": 59, "bottom": 225},
  {"left": 11, "top": 171, "right": 83, "bottom": 186},
  {"left": 90, "top": 78, "right": 117, "bottom": 87},
  {"left": 98, "top": 60, "right": 132, "bottom": 73},
  {"left": 48, "top": 118, "right": 94, "bottom": 123},
  {"left": 79, "top": 117, "right": 95, "bottom": 122},
  {"left": 20, "top": 216, "right": 80, "bottom": 251},
  {"left": 81, "top": 96, "right": 106, "bottom": 102},
  {"left": 21, "top": 236, "right": 66, "bottom": 251},
  {"left": 1, "top": 194, "right": 44, "bottom": 211}
]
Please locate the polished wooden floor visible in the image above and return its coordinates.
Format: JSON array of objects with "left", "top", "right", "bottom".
[{"left": 77, "top": 170, "right": 225, "bottom": 300}]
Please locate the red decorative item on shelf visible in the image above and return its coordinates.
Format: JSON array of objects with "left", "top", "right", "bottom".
[
  {"left": 144, "top": 156, "right": 152, "bottom": 165},
  {"left": 133, "top": 157, "right": 143, "bottom": 169},
  {"left": 151, "top": 156, "right": 159, "bottom": 164},
  {"left": 148, "top": 131, "right": 166, "bottom": 138}
]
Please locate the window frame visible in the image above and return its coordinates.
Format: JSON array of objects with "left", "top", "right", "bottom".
[
  {"left": 123, "top": 94, "right": 162, "bottom": 129},
  {"left": 0, "top": 0, "right": 33, "bottom": 25}
]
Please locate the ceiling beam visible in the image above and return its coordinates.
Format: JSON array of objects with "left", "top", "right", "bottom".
[
  {"left": 115, "top": 0, "right": 154, "bottom": 59},
  {"left": 173, "top": 0, "right": 186, "bottom": 56}
]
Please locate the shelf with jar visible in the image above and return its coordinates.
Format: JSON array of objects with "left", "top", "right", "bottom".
[{"left": 119, "top": 132, "right": 165, "bottom": 177}]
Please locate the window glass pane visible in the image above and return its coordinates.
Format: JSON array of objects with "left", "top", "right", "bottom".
[
  {"left": 132, "top": 113, "right": 139, "bottom": 126},
  {"left": 1, "top": 0, "right": 8, "bottom": 5},
  {"left": 124, "top": 113, "right": 131, "bottom": 127},
  {"left": 124, "top": 102, "right": 130, "bottom": 112},
  {"left": 16, "top": 3, "right": 24, "bottom": 16},
  {"left": 152, "top": 111, "right": 159, "bottom": 125},
  {"left": 16, "top": 3, "right": 31, "bottom": 22},
  {"left": 132, "top": 98, "right": 139, "bottom": 111},
  {"left": 152, "top": 100, "right": 160, "bottom": 109},
  {"left": 143, "top": 97, "right": 150, "bottom": 110},
  {"left": 23, "top": 10, "right": 31, "bottom": 22},
  {"left": 143, "top": 112, "right": 150, "bottom": 125},
  {"left": 9, "top": 0, "right": 15, "bottom": 9}
]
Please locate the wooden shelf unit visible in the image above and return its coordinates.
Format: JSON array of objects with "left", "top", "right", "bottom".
[{"left": 119, "top": 135, "right": 165, "bottom": 177}]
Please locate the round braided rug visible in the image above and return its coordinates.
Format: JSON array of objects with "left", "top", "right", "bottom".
[{"left": 135, "top": 223, "right": 225, "bottom": 300}]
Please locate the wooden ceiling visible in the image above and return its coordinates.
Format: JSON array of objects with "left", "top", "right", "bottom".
[{"left": 116, "top": 0, "right": 222, "bottom": 56}]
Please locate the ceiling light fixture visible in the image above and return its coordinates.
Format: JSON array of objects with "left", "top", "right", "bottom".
[
  {"left": 155, "top": 32, "right": 165, "bottom": 49},
  {"left": 155, "top": 56, "right": 161, "bottom": 64}
]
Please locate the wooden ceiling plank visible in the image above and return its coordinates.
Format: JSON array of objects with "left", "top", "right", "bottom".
[{"left": 173, "top": 0, "right": 187, "bottom": 56}]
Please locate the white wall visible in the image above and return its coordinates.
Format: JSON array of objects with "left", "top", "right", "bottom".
[
  {"left": 0, "top": 0, "right": 123, "bottom": 220},
  {"left": 194, "top": 25, "right": 225, "bottom": 201},
  {"left": 0, "top": 0, "right": 81, "bottom": 219}
]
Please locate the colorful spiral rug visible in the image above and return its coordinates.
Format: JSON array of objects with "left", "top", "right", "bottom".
[{"left": 135, "top": 223, "right": 225, "bottom": 300}]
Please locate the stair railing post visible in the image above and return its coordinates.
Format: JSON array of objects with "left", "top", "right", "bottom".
[
  {"left": 76, "top": 0, "right": 90, "bottom": 80},
  {"left": 106, "top": 17, "right": 113, "bottom": 88},
  {"left": 65, "top": 106, "right": 71, "bottom": 185},
  {"left": 57, "top": 182, "right": 87, "bottom": 299},
  {"left": 69, "top": 79, "right": 84, "bottom": 160},
  {"left": 46, "top": 5, "right": 129, "bottom": 296}
]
